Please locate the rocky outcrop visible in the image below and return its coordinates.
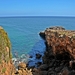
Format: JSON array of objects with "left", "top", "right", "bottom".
[
  {"left": 15, "top": 62, "right": 32, "bottom": 75},
  {"left": 36, "top": 26, "right": 75, "bottom": 75},
  {"left": 0, "top": 26, "right": 15, "bottom": 75},
  {"left": 2, "top": 25, "right": 75, "bottom": 75},
  {"left": 39, "top": 31, "right": 45, "bottom": 39},
  {"left": 0, "top": 26, "right": 33, "bottom": 75}
]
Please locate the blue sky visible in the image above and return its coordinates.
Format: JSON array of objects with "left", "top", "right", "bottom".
[{"left": 0, "top": 0, "right": 75, "bottom": 16}]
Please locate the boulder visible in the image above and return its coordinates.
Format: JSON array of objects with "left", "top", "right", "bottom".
[
  {"left": 38, "top": 64, "right": 49, "bottom": 70},
  {"left": 18, "top": 62, "right": 26, "bottom": 70},
  {"left": 36, "top": 53, "right": 42, "bottom": 59}
]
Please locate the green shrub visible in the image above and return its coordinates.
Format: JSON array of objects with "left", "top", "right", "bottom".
[{"left": 2, "top": 68, "right": 6, "bottom": 73}]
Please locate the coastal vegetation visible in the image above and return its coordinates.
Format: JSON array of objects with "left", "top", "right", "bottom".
[
  {"left": 0, "top": 26, "right": 15, "bottom": 75},
  {"left": 0, "top": 26, "right": 32, "bottom": 75}
]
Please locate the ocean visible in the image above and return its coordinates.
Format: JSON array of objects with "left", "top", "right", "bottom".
[{"left": 0, "top": 16, "right": 75, "bottom": 57}]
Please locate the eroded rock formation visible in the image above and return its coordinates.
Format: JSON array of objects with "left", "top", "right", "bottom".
[
  {"left": 0, "top": 26, "right": 33, "bottom": 75},
  {"left": 1, "top": 26, "right": 75, "bottom": 75},
  {"left": 0, "top": 26, "right": 15, "bottom": 75},
  {"left": 36, "top": 26, "right": 75, "bottom": 75},
  {"left": 15, "top": 62, "right": 32, "bottom": 75}
]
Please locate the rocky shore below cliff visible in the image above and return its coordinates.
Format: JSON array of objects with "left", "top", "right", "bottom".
[
  {"left": 31, "top": 26, "right": 75, "bottom": 75},
  {"left": 1, "top": 26, "right": 75, "bottom": 75}
]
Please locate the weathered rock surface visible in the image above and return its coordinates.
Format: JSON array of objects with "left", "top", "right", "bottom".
[
  {"left": 0, "top": 26, "right": 15, "bottom": 75},
  {"left": 1, "top": 26, "right": 75, "bottom": 75},
  {"left": 0, "top": 26, "right": 33, "bottom": 75},
  {"left": 15, "top": 62, "right": 33, "bottom": 75},
  {"left": 34, "top": 26, "right": 75, "bottom": 75}
]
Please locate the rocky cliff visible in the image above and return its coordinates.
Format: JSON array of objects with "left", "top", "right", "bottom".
[
  {"left": 0, "top": 26, "right": 15, "bottom": 75},
  {"left": 0, "top": 26, "right": 33, "bottom": 75},
  {"left": 1, "top": 26, "right": 75, "bottom": 75},
  {"left": 34, "top": 26, "right": 75, "bottom": 75}
]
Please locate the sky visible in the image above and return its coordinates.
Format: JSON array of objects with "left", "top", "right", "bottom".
[{"left": 0, "top": 0, "right": 75, "bottom": 17}]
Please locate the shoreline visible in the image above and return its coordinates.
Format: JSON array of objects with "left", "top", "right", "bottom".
[
  {"left": 12, "top": 26, "right": 75, "bottom": 75},
  {"left": 1, "top": 26, "right": 75, "bottom": 75},
  {"left": 32, "top": 26, "right": 75, "bottom": 75},
  {"left": 12, "top": 39, "right": 45, "bottom": 69},
  {"left": 13, "top": 26, "right": 75, "bottom": 75}
]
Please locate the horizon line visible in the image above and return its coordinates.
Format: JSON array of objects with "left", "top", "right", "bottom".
[{"left": 0, "top": 15, "right": 75, "bottom": 18}]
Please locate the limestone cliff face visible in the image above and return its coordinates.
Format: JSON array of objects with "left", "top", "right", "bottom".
[{"left": 0, "top": 26, "right": 15, "bottom": 75}]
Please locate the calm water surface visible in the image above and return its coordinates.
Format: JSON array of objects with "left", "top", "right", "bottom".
[{"left": 0, "top": 16, "right": 75, "bottom": 56}]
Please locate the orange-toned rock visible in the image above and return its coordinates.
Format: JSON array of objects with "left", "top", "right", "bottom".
[
  {"left": 39, "top": 26, "right": 75, "bottom": 75},
  {"left": 0, "top": 27, "right": 15, "bottom": 75},
  {"left": 40, "top": 26, "right": 75, "bottom": 60},
  {"left": 15, "top": 62, "right": 33, "bottom": 75},
  {"left": 0, "top": 27, "right": 33, "bottom": 75},
  {"left": 18, "top": 62, "right": 26, "bottom": 70}
]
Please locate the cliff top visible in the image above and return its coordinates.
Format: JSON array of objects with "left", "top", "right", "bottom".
[
  {"left": 45, "top": 26, "right": 75, "bottom": 38},
  {"left": 38, "top": 26, "right": 75, "bottom": 75}
]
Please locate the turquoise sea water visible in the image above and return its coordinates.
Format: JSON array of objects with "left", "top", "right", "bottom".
[{"left": 0, "top": 16, "right": 75, "bottom": 57}]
